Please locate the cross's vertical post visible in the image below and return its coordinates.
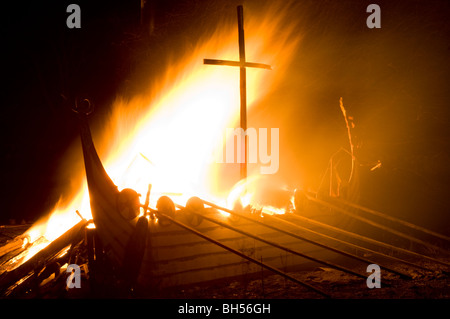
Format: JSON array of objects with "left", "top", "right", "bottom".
[
  {"left": 237, "top": 5, "right": 247, "bottom": 181},
  {"left": 203, "top": 5, "right": 271, "bottom": 184}
]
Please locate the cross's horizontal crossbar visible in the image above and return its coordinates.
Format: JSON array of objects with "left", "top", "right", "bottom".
[{"left": 203, "top": 59, "right": 272, "bottom": 70}]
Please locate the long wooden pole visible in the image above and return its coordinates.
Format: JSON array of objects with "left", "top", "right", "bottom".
[
  {"left": 269, "top": 214, "right": 432, "bottom": 274},
  {"left": 336, "top": 198, "right": 450, "bottom": 243},
  {"left": 289, "top": 209, "right": 450, "bottom": 269},
  {"left": 180, "top": 205, "right": 370, "bottom": 280},
  {"left": 308, "top": 195, "right": 450, "bottom": 257},
  {"left": 237, "top": 5, "right": 247, "bottom": 181},
  {"left": 200, "top": 199, "right": 414, "bottom": 278}
]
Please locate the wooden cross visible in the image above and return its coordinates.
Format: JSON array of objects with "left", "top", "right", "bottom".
[{"left": 204, "top": 5, "right": 271, "bottom": 181}]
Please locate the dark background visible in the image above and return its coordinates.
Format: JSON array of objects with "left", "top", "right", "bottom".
[{"left": 2, "top": 1, "right": 450, "bottom": 233}]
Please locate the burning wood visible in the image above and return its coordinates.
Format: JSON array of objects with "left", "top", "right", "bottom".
[
  {"left": 1, "top": 236, "right": 47, "bottom": 274},
  {"left": 0, "top": 234, "right": 30, "bottom": 259},
  {"left": 0, "top": 219, "right": 87, "bottom": 297}
]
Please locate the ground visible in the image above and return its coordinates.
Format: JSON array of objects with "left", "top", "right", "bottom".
[
  {"left": 161, "top": 266, "right": 450, "bottom": 299},
  {"left": 1, "top": 223, "right": 450, "bottom": 300}
]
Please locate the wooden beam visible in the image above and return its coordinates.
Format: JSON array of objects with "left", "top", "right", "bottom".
[
  {"left": 199, "top": 199, "right": 416, "bottom": 278},
  {"left": 0, "top": 220, "right": 87, "bottom": 297},
  {"left": 238, "top": 5, "right": 247, "bottom": 181},
  {"left": 203, "top": 59, "right": 271, "bottom": 70}
]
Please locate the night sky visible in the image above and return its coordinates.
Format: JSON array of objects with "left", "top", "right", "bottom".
[{"left": 2, "top": 0, "right": 450, "bottom": 233}]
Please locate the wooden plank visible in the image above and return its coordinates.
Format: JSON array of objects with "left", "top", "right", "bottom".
[
  {"left": 142, "top": 212, "right": 331, "bottom": 297},
  {"left": 137, "top": 210, "right": 332, "bottom": 289},
  {"left": 203, "top": 59, "right": 271, "bottom": 69},
  {"left": 0, "top": 220, "right": 87, "bottom": 296}
]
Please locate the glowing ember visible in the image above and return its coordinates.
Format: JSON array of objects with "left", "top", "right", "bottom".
[{"left": 227, "top": 175, "right": 295, "bottom": 217}]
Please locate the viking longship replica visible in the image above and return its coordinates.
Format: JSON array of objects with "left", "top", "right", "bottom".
[
  {"left": 74, "top": 104, "right": 450, "bottom": 298},
  {"left": 78, "top": 110, "right": 338, "bottom": 296},
  {"left": 1, "top": 106, "right": 449, "bottom": 298}
]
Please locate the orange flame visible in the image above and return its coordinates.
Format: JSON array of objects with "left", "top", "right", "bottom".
[
  {"left": 21, "top": 4, "right": 300, "bottom": 263},
  {"left": 226, "top": 174, "right": 294, "bottom": 217}
]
